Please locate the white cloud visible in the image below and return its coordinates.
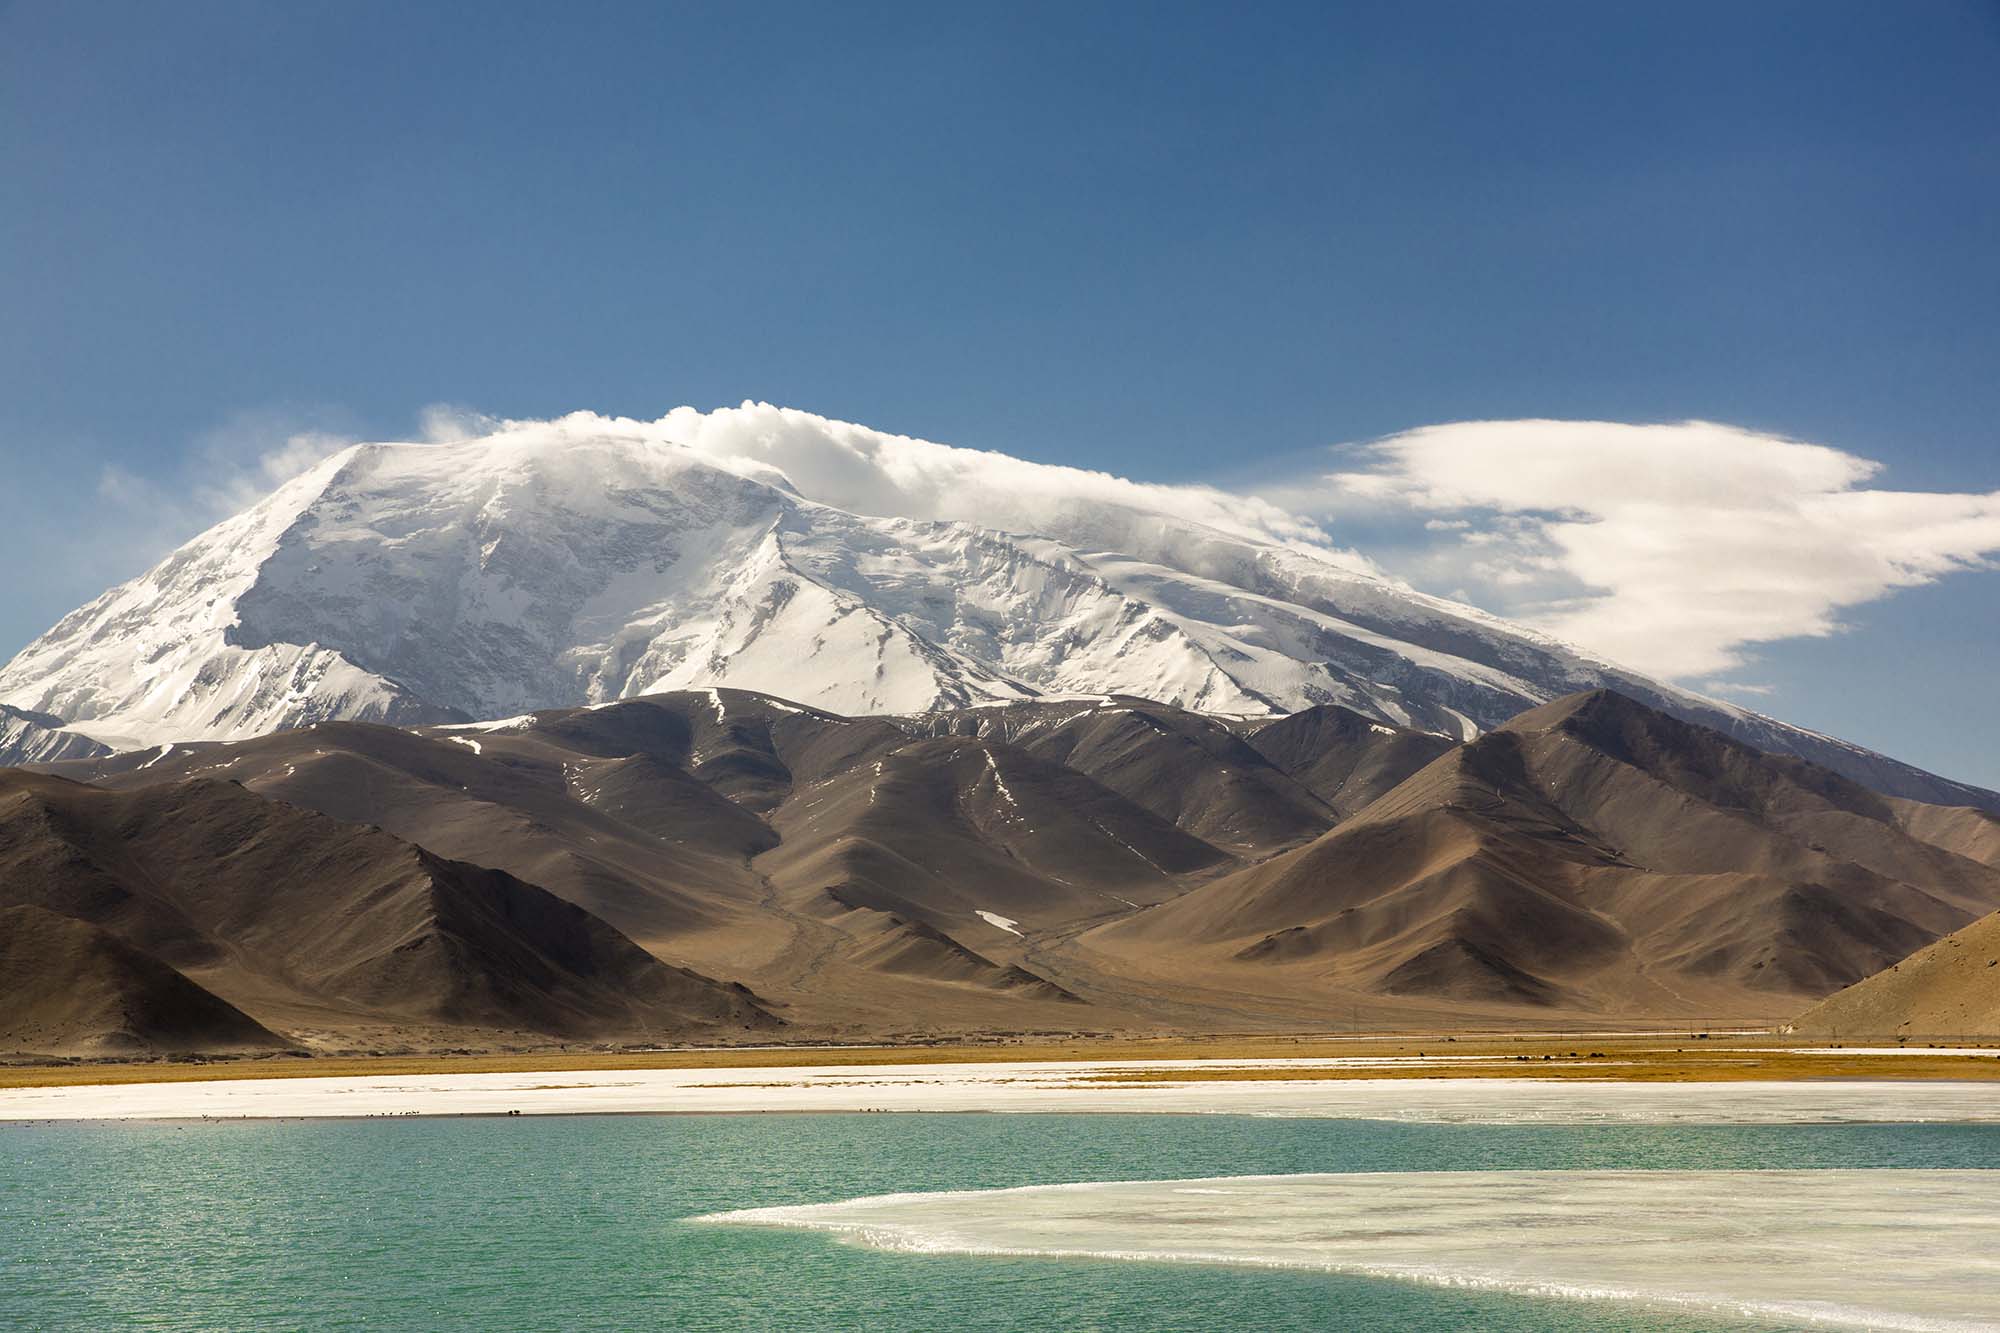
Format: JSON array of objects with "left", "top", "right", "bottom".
[
  {"left": 448, "top": 402, "right": 1386, "bottom": 580},
  {"left": 416, "top": 403, "right": 501, "bottom": 443},
  {"left": 661, "top": 401, "right": 1351, "bottom": 554},
  {"left": 87, "top": 403, "right": 1389, "bottom": 597},
  {"left": 1704, "top": 679, "right": 1776, "bottom": 698},
  {"left": 77, "top": 405, "right": 2000, "bottom": 689},
  {"left": 1304, "top": 419, "right": 2000, "bottom": 679},
  {"left": 93, "top": 410, "right": 358, "bottom": 568}
]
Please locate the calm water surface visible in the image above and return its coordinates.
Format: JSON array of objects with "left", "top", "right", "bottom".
[{"left": 5, "top": 1113, "right": 1994, "bottom": 1331}]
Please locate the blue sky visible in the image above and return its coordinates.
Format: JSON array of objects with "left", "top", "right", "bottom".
[{"left": 3, "top": 2, "right": 1997, "bottom": 783}]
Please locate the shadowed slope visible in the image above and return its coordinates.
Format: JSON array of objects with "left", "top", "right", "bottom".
[
  {"left": 37, "top": 692, "right": 1145, "bottom": 1033},
  {"left": 1084, "top": 691, "right": 2000, "bottom": 1022},
  {"left": 22, "top": 685, "right": 1998, "bottom": 1039},
  {"left": 68, "top": 693, "right": 885, "bottom": 949},
  {"left": 0, "top": 904, "right": 288, "bottom": 1056},
  {"left": 762, "top": 734, "right": 1227, "bottom": 933},
  {"left": 1791, "top": 909, "right": 2000, "bottom": 1037},
  {"left": 0, "top": 771, "right": 775, "bottom": 1047},
  {"left": 1242, "top": 704, "right": 1457, "bottom": 819},
  {"left": 922, "top": 697, "right": 1337, "bottom": 855}
]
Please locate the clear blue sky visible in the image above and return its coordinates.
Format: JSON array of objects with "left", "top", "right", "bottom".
[{"left": 3, "top": 1, "right": 1997, "bottom": 783}]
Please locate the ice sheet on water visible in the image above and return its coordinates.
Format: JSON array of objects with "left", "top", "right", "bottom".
[{"left": 704, "top": 1169, "right": 2000, "bottom": 1332}]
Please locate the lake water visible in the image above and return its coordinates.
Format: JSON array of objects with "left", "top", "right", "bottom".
[{"left": 5, "top": 1113, "right": 1996, "bottom": 1331}]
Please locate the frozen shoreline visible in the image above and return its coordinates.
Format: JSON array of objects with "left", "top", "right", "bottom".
[
  {"left": 7, "top": 1059, "right": 2000, "bottom": 1123},
  {"left": 701, "top": 1169, "right": 2000, "bottom": 1332}
]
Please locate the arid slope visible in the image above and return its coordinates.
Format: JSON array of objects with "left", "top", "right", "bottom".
[
  {"left": 1078, "top": 691, "right": 2000, "bottom": 1023},
  {"left": 0, "top": 770, "right": 774, "bottom": 1048},
  {"left": 1791, "top": 910, "right": 2000, "bottom": 1037},
  {"left": 0, "top": 904, "right": 287, "bottom": 1056},
  {"left": 12, "top": 688, "right": 2000, "bottom": 1048}
]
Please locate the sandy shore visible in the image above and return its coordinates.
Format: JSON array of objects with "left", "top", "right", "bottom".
[{"left": 6, "top": 1057, "right": 2000, "bottom": 1122}]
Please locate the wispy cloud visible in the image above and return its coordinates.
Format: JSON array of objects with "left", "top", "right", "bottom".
[
  {"left": 1288, "top": 419, "right": 2000, "bottom": 679},
  {"left": 425, "top": 402, "right": 1386, "bottom": 578},
  {"left": 658, "top": 402, "right": 1368, "bottom": 563},
  {"left": 415, "top": 403, "right": 500, "bottom": 444},
  {"left": 94, "top": 407, "right": 360, "bottom": 562}
]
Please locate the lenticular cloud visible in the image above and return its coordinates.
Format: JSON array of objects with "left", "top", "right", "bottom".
[
  {"left": 1316, "top": 418, "right": 2000, "bottom": 679},
  {"left": 88, "top": 403, "right": 2000, "bottom": 687},
  {"left": 412, "top": 406, "right": 2000, "bottom": 684}
]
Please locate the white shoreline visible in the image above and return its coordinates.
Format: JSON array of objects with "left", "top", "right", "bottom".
[{"left": 7, "top": 1059, "right": 2000, "bottom": 1123}]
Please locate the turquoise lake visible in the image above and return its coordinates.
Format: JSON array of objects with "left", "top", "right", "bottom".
[{"left": 6, "top": 1113, "right": 1995, "bottom": 1331}]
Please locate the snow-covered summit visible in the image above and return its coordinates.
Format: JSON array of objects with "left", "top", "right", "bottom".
[{"left": 1, "top": 405, "right": 1991, "bottom": 810}]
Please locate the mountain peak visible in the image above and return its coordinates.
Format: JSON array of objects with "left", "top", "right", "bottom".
[
  {"left": 1501, "top": 686, "right": 1634, "bottom": 727},
  {"left": 2, "top": 410, "right": 1992, "bottom": 812}
]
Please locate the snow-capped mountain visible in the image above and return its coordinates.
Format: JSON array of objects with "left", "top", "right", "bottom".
[
  {"left": 0, "top": 703, "right": 111, "bottom": 766},
  {"left": 2, "top": 406, "right": 1992, "bottom": 810}
]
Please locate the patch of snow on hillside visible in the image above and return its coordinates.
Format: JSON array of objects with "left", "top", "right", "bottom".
[
  {"left": 983, "top": 751, "right": 1019, "bottom": 811},
  {"left": 975, "top": 910, "right": 1023, "bottom": 936}
]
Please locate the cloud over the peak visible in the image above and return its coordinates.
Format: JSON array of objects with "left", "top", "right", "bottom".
[
  {"left": 78, "top": 403, "right": 2000, "bottom": 692},
  {"left": 95, "top": 408, "right": 359, "bottom": 573},
  {"left": 451, "top": 401, "right": 1383, "bottom": 578},
  {"left": 1303, "top": 419, "right": 2000, "bottom": 679},
  {"left": 663, "top": 402, "right": 1348, "bottom": 551}
]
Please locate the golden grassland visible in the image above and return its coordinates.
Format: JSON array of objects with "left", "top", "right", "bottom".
[{"left": 3, "top": 1031, "right": 1997, "bottom": 1090}]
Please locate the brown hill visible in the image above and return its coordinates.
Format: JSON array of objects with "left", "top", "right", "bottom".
[
  {"left": 24, "top": 686, "right": 1997, "bottom": 1043},
  {"left": 1078, "top": 690, "right": 2000, "bottom": 1024},
  {"left": 0, "top": 904, "right": 288, "bottom": 1056},
  {"left": 0, "top": 770, "right": 775, "bottom": 1049},
  {"left": 922, "top": 697, "right": 1341, "bottom": 855},
  {"left": 1790, "top": 909, "right": 2000, "bottom": 1038},
  {"left": 1886, "top": 801, "right": 2000, "bottom": 870},
  {"left": 42, "top": 692, "right": 1220, "bottom": 1035},
  {"left": 829, "top": 895, "right": 1082, "bottom": 1004},
  {"left": 762, "top": 733, "right": 1227, "bottom": 926},
  {"left": 751, "top": 732, "right": 1226, "bottom": 1018},
  {"left": 1240, "top": 704, "right": 1457, "bottom": 819}
]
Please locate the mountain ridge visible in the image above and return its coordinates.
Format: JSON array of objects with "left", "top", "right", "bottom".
[
  {"left": 1791, "top": 909, "right": 2000, "bottom": 1037},
  {"left": 1, "top": 415, "right": 1993, "bottom": 814},
  {"left": 0, "top": 767, "right": 778, "bottom": 1051},
  {"left": 11, "top": 685, "right": 1998, "bottom": 1050},
  {"left": 1081, "top": 687, "right": 2000, "bottom": 1017}
]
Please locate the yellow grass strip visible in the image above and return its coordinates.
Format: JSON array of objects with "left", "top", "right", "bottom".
[{"left": 3, "top": 1033, "right": 1995, "bottom": 1090}]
